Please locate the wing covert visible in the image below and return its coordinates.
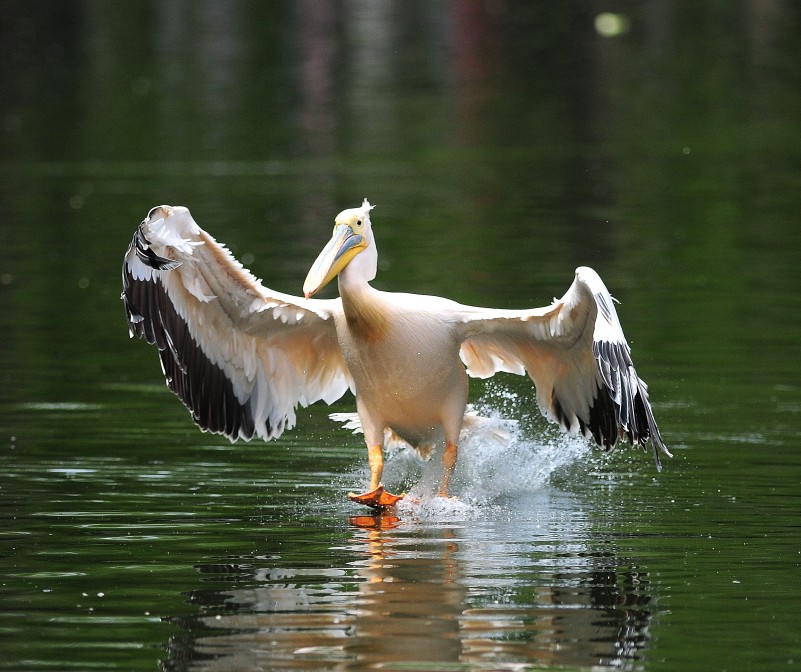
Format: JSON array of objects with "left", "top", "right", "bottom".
[
  {"left": 122, "top": 205, "right": 351, "bottom": 442},
  {"left": 455, "top": 267, "right": 670, "bottom": 469}
]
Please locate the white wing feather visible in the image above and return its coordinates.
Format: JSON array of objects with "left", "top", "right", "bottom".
[
  {"left": 122, "top": 205, "right": 351, "bottom": 442},
  {"left": 453, "top": 267, "right": 670, "bottom": 469}
]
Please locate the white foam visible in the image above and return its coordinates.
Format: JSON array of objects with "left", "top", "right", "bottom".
[
  {"left": 421, "top": 412, "right": 587, "bottom": 501},
  {"left": 339, "top": 403, "right": 591, "bottom": 521}
]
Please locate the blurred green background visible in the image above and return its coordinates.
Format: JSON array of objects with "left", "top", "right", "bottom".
[{"left": 1, "top": 2, "right": 800, "bottom": 670}]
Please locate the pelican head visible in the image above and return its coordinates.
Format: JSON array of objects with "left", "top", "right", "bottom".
[{"left": 303, "top": 199, "right": 375, "bottom": 298}]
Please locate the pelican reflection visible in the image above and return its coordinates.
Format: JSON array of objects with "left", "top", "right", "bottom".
[{"left": 162, "top": 505, "right": 654, "bottom": 670}]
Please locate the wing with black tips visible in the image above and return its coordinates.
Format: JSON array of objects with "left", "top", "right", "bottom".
[{"left": 122, "top": 205, "right": 352, "bottom": 442}]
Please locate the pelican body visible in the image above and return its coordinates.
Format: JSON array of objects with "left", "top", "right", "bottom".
[{"left": 122, "top": 200, "right": 670, "bottom": 508}]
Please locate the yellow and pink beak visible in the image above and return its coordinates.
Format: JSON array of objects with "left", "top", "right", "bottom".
[{"left": 303, "top": 222, "right": 367, "bottom": 298}]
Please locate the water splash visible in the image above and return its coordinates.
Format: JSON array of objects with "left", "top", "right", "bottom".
[
  {"left": 396, "top": 408, "right": 590, "bottom": 517},
  {"left": 335, "top": 391, "right": 592, "bottom": 520}
]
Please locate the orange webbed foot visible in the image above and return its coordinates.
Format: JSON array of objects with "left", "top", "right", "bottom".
[{"left": 347, "top": 485, "right": 405, "bottom": 510}]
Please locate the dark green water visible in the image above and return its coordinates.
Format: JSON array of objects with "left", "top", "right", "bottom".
[{"left": 2, "top": 3, "right": 801, "bottom": 670}]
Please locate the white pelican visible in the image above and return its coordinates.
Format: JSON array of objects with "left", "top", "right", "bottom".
[{"left": 122, "top": 200, "right": 670, "bottom": 508}]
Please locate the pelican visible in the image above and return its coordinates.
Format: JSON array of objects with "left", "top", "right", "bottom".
[{"left": 122, "top": 200, "right": 670, "bottom": 508}]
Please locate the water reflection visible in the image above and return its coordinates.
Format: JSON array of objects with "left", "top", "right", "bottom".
[{"left": 163, "top": 493, "right": 653, "bottom": 671}]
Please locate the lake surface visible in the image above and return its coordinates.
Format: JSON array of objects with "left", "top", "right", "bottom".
[{"left": 2, "top": 2, "right": 800, "bottom": 671}]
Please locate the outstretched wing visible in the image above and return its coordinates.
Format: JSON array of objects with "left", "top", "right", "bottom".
[
  {"left": 122, "top": 205, "right": 351, "bottom": 442},
  {"left": 455, "top": 267, "right": 670, "bottom": 469}
]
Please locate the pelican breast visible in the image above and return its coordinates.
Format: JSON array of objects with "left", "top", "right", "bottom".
[{"left": 337, "top": 290, "right": 469, "bottom": 444}]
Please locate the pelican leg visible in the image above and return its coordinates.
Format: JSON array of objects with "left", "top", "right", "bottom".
[
  {"left": 438, "top": 442, "right": 459, "bottom": 498},
  {"left": 368, "top": 443, "right": 383, "bottom": 490},
  {"left": 347, "top": 444, "right": 405, "bottom": 509}
]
